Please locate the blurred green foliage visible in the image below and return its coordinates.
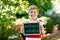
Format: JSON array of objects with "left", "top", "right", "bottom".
[
  {"left": 47, "top": 13, "right": 60, "bottom": 30},
  {"left": 45, "top": 18, "right": 54, "bottom": 33},
  {"left": 0, "top": 12, "right": 21, "bottom": 40},
  {"left": 0, "top": 0, "right": 52, "bottom": 18}
]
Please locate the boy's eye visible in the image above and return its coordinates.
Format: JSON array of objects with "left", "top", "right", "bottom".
[
  {"left": 34, "top": 11, "right": 36, "bottom": 13},
  {"left": 30, "top": 11, "right": 36, "bottom": 13},
  {"left": 31, "top": 11, "right": 33, "bottom": 13}
]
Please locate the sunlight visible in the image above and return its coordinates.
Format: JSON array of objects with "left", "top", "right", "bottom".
[{"left": 51, "top": 0, "right": 60, "bottom": 13}]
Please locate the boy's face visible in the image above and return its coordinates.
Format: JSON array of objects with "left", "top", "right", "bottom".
[{"left": 29, "top": 9, "right": 38, "bottom": 19}]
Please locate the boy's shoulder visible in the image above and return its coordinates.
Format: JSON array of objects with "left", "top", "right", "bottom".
[
  {"left": 24, "top": 19, "right": 30, "bottom": 23},
  {"left": 37, "top": 18, "right": 43, "bottom": 22},
  {"left": 37, "top": 18, "right": 44, "bottom": 26}
]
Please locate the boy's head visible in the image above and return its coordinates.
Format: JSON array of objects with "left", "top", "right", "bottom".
[{"left": 28, "top": 5, "right": 39, "bottom": 19}]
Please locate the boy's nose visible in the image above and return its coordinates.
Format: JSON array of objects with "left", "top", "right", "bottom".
[
  {"left": 32, "top": 12, "right": 35, "bottom": 14},
  {"left": 32, "top": 13, "right": 34, "bottom": 14}
]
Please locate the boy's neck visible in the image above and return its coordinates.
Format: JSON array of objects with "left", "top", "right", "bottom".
[{"left": 30, "top": 18, "right": 37, "bottom": 21}]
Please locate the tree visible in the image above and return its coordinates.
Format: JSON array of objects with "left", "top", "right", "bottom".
[
  {"left": 23, "top": 0, "right": 52, "bottom": 16},
  {"left": 0, "top": 0, "right": 52, "bottom": 18},
  {"left": 45, "top": 18, "right": 54, "bottom": 33}
]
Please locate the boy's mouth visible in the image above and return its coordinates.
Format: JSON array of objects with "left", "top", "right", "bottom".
[{"left": 31, "top": 15, "right": 36, "bottom": 17}]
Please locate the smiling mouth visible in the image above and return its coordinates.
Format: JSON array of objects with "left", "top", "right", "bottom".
[{"left": 31, "top": 15, "right": 36, "bottom": 16}]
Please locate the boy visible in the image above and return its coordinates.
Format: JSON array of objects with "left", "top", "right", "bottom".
[{"left": 24, "top": 5, "right": 45, "bottom": 40}]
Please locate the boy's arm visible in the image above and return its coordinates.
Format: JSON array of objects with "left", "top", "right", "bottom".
[
  {"left": 40, "top": 25, "right": 45, "bottom": 37},
  {"left": 21, "top": 20, "right": 29, "bottom": 33}
]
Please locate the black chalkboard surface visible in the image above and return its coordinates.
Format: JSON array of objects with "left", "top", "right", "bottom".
[{"left": 24, "top": 23, "right": 40, "bottom": 35}]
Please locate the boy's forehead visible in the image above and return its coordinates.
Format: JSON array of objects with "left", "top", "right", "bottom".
[{"left": 29, "top": 9, "right": 38, "bottom": 11}]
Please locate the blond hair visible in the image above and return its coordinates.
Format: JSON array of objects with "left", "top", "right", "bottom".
[{"left": 28, "top": 5, "right": 39, "bottom": 13}]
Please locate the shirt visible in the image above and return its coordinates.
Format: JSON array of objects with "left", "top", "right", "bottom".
[{"left": 25, "top": 19, "right": 44, "bottom": 38}]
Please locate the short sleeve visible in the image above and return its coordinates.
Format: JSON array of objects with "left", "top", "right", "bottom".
[
  {"left": 37, "top": 19, "right": 44, "bottom": 26},
  {"left": 24, "top": 19, "right": 29, "bottom": 23}
]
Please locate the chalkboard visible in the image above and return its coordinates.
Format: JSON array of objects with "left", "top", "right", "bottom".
[{"left": 24, "top": 23, "right": 40, "bottom": 35}]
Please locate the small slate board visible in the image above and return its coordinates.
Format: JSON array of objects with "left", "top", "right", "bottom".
[{"left": 24, "top": 23, "right": 40, "bottom": 35}]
